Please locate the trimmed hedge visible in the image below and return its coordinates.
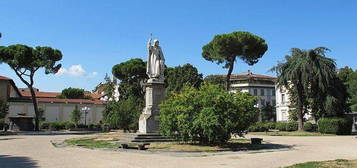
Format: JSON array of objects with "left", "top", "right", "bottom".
[
  {"left": 0, "top": 119, "right": 5, "bottom": 130},
  {"left": 248, "top": 122, "right": 277, "bottom": 132},
  {"left": 41, "top": 121, "right": 71, "bottom": 131},
  {"left": 318, "top": 117, "right": 353, "bottom": 135},
  {"left": 248, "top": 122, "right": 268, "bottom": 132},
  {"left": 303, "top": 122, "right": 316, "bottom": 132},
  {"left": 276, "top": 122, "right": 287, "bottom": 131},
  {"left": 286, "top": 121, "right": 298, "bottom": 131}
]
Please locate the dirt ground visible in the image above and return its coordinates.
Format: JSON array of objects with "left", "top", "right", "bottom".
[{"left": 1, "top": 133, "right": 357, "bottom": 168}]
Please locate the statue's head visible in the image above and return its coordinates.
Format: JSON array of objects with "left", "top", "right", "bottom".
[{"left": 153, "top": 39, "right": 159, "bottom": 47}]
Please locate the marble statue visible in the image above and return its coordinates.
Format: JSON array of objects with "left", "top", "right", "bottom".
[
  {"left": 147, "top": 35, "right": 165, "bottom": 82},
  {"left": 139, "top": 35, "right": 167, "bottom": 133}
]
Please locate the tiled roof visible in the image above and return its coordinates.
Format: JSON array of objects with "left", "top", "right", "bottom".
[
  {"left": 0, "top": 75, "right": 22, "bottom": 96},
  {"left": 20, "top": 91, "right": 60, "bottom": 98},
  {"left": 0, "top": 76, "right": 12, "bottom": 80},
  {"left": 36, "top": 98, "right": 106, "bottom": 105},
  {"left": 20, "top": 91, "right": 104, "bottom": 99},
  {"left": 215, "top": 73, "right": 276, "bottom": 81}
]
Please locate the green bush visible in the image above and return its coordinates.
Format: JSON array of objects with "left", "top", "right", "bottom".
[
  {"left": 265, "top": 122, "right": 276, "bottom": 129},
  {"left": 159, "top": 84, "right": 258, "bottom": 144},
  {"left": 41, "top": 121, "right": 71, "bottom": 131},
  {"left": 286, "top": 121, "right": 298, "bottom": 131},
  {"left": 276, "top": 122, "right": 287, "bottom": 131},
  {"left": 303, "top": 122, "right": 316, "bottom": 132},
  {"left": 40, "top": 122, "right": 51, "bottom": 129},
  {"left": 65, "top": 122, "right": 75, "bottom": 130},
  {"left": 318, "top": 117, "right": 353, "bottom": 135},
  {"left": 248, "top": 122, "right": 268, "bottom": 132},
  {"left": 88, "top": 123, "right": 101, "bottom": 130},
  {"left": 248, "top": 122, "right": 277, "bottom": 132},
  {"left": 0, "top": 119, "right": 5, "bottom": 130}
]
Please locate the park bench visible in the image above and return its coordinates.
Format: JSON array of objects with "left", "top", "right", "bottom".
[{"left": 120, "top": 142, "right": 150, "bottom": 150}]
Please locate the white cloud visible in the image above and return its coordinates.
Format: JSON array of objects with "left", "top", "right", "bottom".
[{"left": 56, "top": 64, "right": 98, "bottom": 78}]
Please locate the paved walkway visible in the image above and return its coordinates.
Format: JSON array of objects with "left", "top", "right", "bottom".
[{"left": 1, "top": 134, "right": 357, "bottom": 168}]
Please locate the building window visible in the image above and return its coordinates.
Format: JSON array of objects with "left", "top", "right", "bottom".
[
  {"left": 281, "top": 94, "right": 285, "bottom": 104},
  {"left": 254, "top": 89, "right": 258, "bottom": 96},
  {"left": 261, "top": 89, "right": 265, "bottom": 96},
  {"left": 272, "top": 89, "right": 275, "bottom": 96}
]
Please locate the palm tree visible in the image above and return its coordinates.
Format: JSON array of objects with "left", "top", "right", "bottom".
[{"left": 272, "top": 47, "right": 336, "bottom": 131}]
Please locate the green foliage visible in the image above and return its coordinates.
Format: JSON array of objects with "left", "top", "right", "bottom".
[
  {"left": 112, "top": 58, "right": 146, "bottom": 82},
  {"left": 0, "top": 100, "right": 9, "bottom": 119},
  {"left": 112, "top": 58, "right": 146, "bottom": 100},
  {"left": 159, "top": 84, "right": 258, "bottom": 144},
  {"left": 40, "top": 121, "right": 71, "bottom": 131},
  {"left": 286, "top": 121, "right": 298, "bottom": 131},
  {"left": 272, "top": 47, "right": 339, "bottom": 130},
  {"left": 65, "top": 122, "right": 75, "bottom": 130},
  {"left": 318, "top": 117, "right": 353, "bottom": 135},
  {"left": 261, "top": 103, "right": 276, "bottom": 122},
  {"left": 165, "top": 64, "right": 203, "bottom": 93},
  {"left": 0, "top": 119, "right": 5, "bottom": 130},
  {"left": 248, "top": 122, "right": 269, "bottom": 132},
  {"left": 303, "top": 122, "right": 316, "bottom": 132},
  {"left": 88, "top": 123, "right": 101, "bottom": 130},
  {"left": 276, "top": 122, "right": 287, "bottom": 131},
  {"left": 58, "top": 87, "right": 90, "bottom": 99},
  {"left": 0, "top": 44, "right": 63, "bottom": 131},
  {"left": 203, "top": 75, "right": 226, "bottom": 89},
  {"left": 70, "top": 105, "right": 81, "bottom": 128},
  {"left": 337, "top": 66, "right": 357, "bottom": 112},
  {"left": 202, "top": 31, "right": 268, "bottom": 89},
  {"left": 265, "top": 122, "right": 277, "bottom": 129},
  {"left": 104, "top": 96, "right": 142, "bottom": 132}
]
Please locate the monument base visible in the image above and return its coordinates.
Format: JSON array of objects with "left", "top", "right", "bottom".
[{"left": 138, "top": 81, "right": 165, "bottom": 133}]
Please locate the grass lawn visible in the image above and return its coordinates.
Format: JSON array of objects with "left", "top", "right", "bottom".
[
  {"left": 284, "top": 159, "right": 357, "bottom": 168},
  {"left": 64, "top": 138, "right": 120, "bottom": 149},
  {"left": 62, "top": 132, "right": 280, "bottom": 152},
  {"left": 249, "top": 131, "right": 335, "bottom": 136},
  {"left": 148, "top": 138, "right": 256, "bottom": 152}
]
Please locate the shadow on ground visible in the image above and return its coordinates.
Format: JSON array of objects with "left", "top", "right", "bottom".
[{"left": 0, "top": 155, "right": 38, "bottom": 168}]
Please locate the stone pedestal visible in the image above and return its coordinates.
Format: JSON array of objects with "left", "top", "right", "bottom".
[{"left": 138, "top": 81, "right": 165, "bottom": 133}]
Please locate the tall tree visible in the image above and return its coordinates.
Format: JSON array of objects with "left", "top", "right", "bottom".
[
  {"left": 0, "top": 44, "right": 62, "bottom": 131},
  {"left": 165, "top": 63, "right": 203, "bottom": 93},
  {"left": 0, "top": 100, "right": 9, "bottom": 119},
  {"left": 57, "top": 87, "right": 90, "bottom": 99},
  {"left": 203, "top": 75, "right": 226, "bottom": 89},
  {"left": 202, "top": 31, "right": 268, "bottom": 90},
  {"left": 272, "top": 47, "right": 338, "bottom": 131},
  {"left": 104, "top": 58, "right": 147, "bottom": 131},
  {"left": 71, "top": 105, "right": 81, "bottom": 128},
  {"left": 112, "top": 58, "right": 147, "bottom": 99}
]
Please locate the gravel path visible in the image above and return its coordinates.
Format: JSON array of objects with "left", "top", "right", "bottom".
[{"left": 1, "top": 134, "right": 357, "bottom": 168}]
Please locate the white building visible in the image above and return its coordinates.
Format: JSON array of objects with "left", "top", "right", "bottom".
[
  {"left": 275, "top": 86, "right": 291, "bottom": 121},
  {"left": 229, "top": 71, "right": 277, "bottom": 108},
  {"left": 0, "top": 76, "right": 106, "bottom": 127}
]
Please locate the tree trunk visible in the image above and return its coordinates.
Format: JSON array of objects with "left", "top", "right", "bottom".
[
  {"left": 29, "top": 86, "right": 40, "bottom": 131},
  {"left": 226, "top": 60, "right": 235, "bottom": 91},
  {"left": 297, "top": 105, "right": 304, "bottom": 131}
]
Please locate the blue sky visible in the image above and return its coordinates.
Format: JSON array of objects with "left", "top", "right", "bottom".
[{"left": 1, "top": 0, "right": 356, "bottom": 92}]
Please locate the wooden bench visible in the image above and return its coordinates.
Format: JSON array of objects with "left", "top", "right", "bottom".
[
  {"left": 250, "top": 138, "right": 263, "bottom": 145},
  {"left": 120, "top": 142, "right": 150, "bottom": 150}
]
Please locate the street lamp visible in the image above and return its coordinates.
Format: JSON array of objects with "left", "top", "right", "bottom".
[
  {"left": 254, "top": 103, "right": 262, "bottom": 122},
  {"left": 81, "top": 106, "right": 91, "bottom": 126}
]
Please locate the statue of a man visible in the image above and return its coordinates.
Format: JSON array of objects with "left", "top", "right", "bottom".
[{"left": 147, "top": 35, "right": 165, "bottom": 81}]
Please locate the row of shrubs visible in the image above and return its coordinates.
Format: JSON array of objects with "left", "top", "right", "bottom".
[
  {"left": 317, "top": 117, "right": 353, "bottom": 135},
  {"left": 40, "top": 121, "right": 101, "bottom": 131},
  {"left": 248, "top": 121, "right": 301, "bottom": 132},
  {"left": 248, "top": 117, "right": 353, "bottom": 135},
  {"left": 0, "top": 119, "right": 5, "bottom": 130}
]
